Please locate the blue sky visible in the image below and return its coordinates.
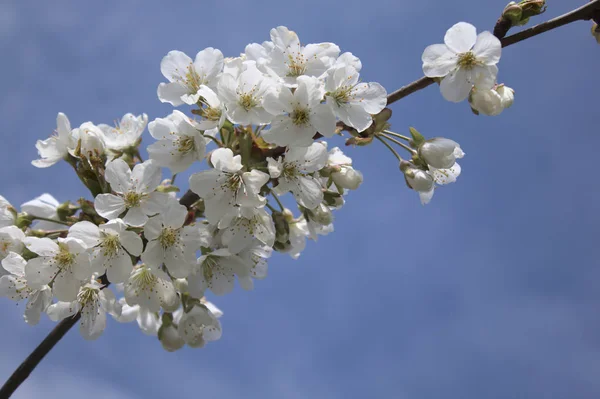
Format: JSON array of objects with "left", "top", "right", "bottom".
[{"left": 1, "top": 0, "right": 600, "bottom": 398}]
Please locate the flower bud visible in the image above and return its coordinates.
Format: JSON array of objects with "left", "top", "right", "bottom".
[
  {"left": 15, "top": 212, "right": 34, "bottom": 229},
  {"left": 158, "top": 322, "right": 185, "bottom": 352},
  {"left": 331, "top": 167, "right": 363, "bottom": 190},
  {"left": 403, "top": 167, "right": 434, "bottom": 193},
  {"left": 174, "top": 278, "right": 188, "bottom": 294},
  {"left": 520, "top": 0, "right": 546, "bottom": 19},
  {"left": 418, "top": 138, "right": 464, "bottom": 169},
  {"left": 323, "top": 191, "right": 345, "bottom": 208},
  {"left": 496, "top": 84, "right": 515, "bottom": 108},
  {"left": 345, "top": 136, "right": 373, "bottom": 146},
  {"left": 272, "top": 211, "right": 290, "bottom": 243},
  {"left": 592, "top": 24, "right": 600, "bottom": 44},
  {"left": 56, "top": 201, "right": 78, "bottom": 220},
  {"left": 502, "top": 2, "right": 523, "bottom": 25},
  {"left": 304, "top": 203, "right": 333, "bottom": 226}
]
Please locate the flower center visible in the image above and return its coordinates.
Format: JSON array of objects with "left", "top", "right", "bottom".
[
  {"left": 101, "top": 234, "right": 120, "bottom": 257},
  {"left": 184, "top": 65, "right": 204, "bottom": 92},
  {"left": 200, "top": 106, "right": 221, "bottom": 122},
  {"left": 286, "top": 52, "right": 307, "bottom": 77},
  {"left": 158, "top": 228, "right": 178, "bottom": 249},
  {"left": 239, "top": 93, "right": 257, "bottom": 111},
  {"left": 201, "top": 256, "right": 218, "bottom": 282},
  {"left": 124, "top": 191, "right": 143, "bottom": 208},
  {"left": 0, "top": 240, "right": 9, "bottom": 253},
  {"left": 131, "top": 267, "right": 158, "bottom": 293},
  {"left": 55, "top": 243, "right": 75, "bottom": 268},
  {"left": 291, "top": 108, "right": 310, "bottom": 126},
  {"left": 178, "top": 136, "right": 196, "bottom": 154},
  {"left": 224, "top": 174, "right": 242, "bottom": 192},
  {"left": 457, "top": 51, "right": 478, "bottom": 69},
  {"left": 77, "top": 286, "right": 98, "bottom": 307},
  {"left": 282, "top": 163, "right": 298, "bottom": 180}
]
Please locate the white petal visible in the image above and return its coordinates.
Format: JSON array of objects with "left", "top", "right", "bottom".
[
  {"left": 120, "top": 230, "right": 143, "bottom": 256},
  {"left": 472, "top": 31, "right": 502, "bottom": 65},
  {"left": 105, "top": 159, "right": 132, "bottom": 194},
  {"left": 440, "top": 68, "right": 472, "bottom": 103},
  {"left": 444, "top": 22, "right": 477, "bottom": 53},
  {"left": 94, "top": 194, "right": 126, "bottom": 220},
  {"left": 67, "top": 221, "right": 100, "bottom": 248},
  {"left": 422, "top": 44, "right": 458, "bottom": 77},
  {"left": 157, "top": 83, "right": 187, "bottom": 106},
  {"left": 122, "top": 207, "right": 148, "bottom": 227},
  {"left": 24, "top": 237, "right": 58, "bottom": 257}
]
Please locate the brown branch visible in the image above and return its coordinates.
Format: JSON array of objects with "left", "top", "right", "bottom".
[{"left": 386, "top": 0, "right": 600, "bottom": 105}]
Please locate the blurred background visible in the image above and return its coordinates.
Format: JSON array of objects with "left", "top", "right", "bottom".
[{"left": 1, "top": 0, "right": 599, "bottom": 398}]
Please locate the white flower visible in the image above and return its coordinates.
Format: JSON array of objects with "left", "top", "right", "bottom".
[
  {"left": 332, "top": 52, "right": 362, "bottom": 71},
  {"left": 179, "top": 304, "right": 222, "bottom": 348},
  {"left": 0, "top": 195, "right": 15, "bottom": 228},
  {"left": 194, "top": 85, "right": 227, "bottom": 131},
  {"left": 326, "top": 147, "right": 363, "bottom": 190},
  {"left": 124, "top": 265, "right": 179, "bottom": 313},
  {"left": 218, "top": 62, "right": 276, "bottom": 125},
  {"left": 287, "top": 217, "right": 309, "bottom": 259},
  {"left": 24, "top": 237, "right": 91, "bottom": 302},
  {"left": 21, "top": 194, "right": 63, "bottom": 230},
  {"left": 47, "top": 282, "right": 122, "bottom": 340},
  {"left": 430, "top": 163, "right": 462, "bottom": 185},
  {"left": 418, "top": 138, "right": 464, "bottom": 169},
  {"left": 189, "top": 148, "right": 269, "bottom": 225},
  {"left": 141, "top": 202, "right": 199, "bottom": 278},
  {"left": 99, "top": 113, "right": 148, "bottom": 152},
  {"left": 267, "top": 26, "right": 340, "bottom": 86},
  {"left": 0, "top": 252, "right": 52, "bottom": 325},
  {"left": 71, "top": 122, "right": 106, "bottom": 157},
  {"left": 147, "top": 110, "right": 207, "bottom": 174},
  {"left": 236, "top": 243, "right": 272, "bottom": 290},
  {"left": 68, "top": 219, "right": 143, "bottom": 283},
  {"left": 302, "top": 205, "right": 334, "bottom": 240},
  {"left": 267, "top": 142, "right": 328, "bottom": 209},
  {"left": 157, "top": 48, "right": 224, "bottom": 106},
  {"left": 262, "top": 76, "right": 336, "bottom": 147},
  {"left": 32, "top": 112, "right": 76, "bottom": 168},
  {"left": 422, "top": 22, "right": 501, "bottom": 102},
  {"left": 114, "top": 297, "right": 161, "bottom": 336},
  {"left": 220, "top": 207, "right": 276, "bottom": 254},
  {"left": 189, "top": 248, "right": 249, "bottom": 296},
  {"left": 0, "top": 226, "right": 25, "bottom": 261},
  {"left": 324, "top": 65, "right": 387, "bottom": 132},
  {"left": 94, "top": 159, "right": 167, "bottom": 227}
]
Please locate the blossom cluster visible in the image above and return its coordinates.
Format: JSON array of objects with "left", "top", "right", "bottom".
[{"left": 1, "top": 20, "right": 527, "bottom": 349}]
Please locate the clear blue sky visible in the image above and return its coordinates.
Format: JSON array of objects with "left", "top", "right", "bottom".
[{"left": 1, "top": 1, "right": 599, "bottom": 398}]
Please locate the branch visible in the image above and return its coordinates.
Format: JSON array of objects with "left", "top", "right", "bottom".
[
  {"left": 386, "top": 0, "right": 600, "bottom": 105},
  {"left": 0, "top": 314, "right": 81, "bottom": 398}
]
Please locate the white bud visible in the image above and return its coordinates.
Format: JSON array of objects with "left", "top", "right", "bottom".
[
  {"left": 159, "top": 323, "right": 185, "bottom": 352},
  {"left": 331, "top": 167, "right": 363, "bottom": 190},
  {"left": 419, "top": 138, "right": 464, "bottom": 169},
  {"left": 496, "top": 84, "right": 515, "bottom": 109},
  {"left": 404, "top": 168, "right": 434, "bottom": 193},
  {"left": 469, "top": 86, "right": 504, "bottom": 116}
]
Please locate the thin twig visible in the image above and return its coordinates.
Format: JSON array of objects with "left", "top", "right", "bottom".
[{"left": 386, "top": 0, "right": 600, "bottom": 105}]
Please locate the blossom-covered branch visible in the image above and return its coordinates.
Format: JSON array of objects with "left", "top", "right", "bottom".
[
  {"left": 1, "top": 1, "right": 599, "bottom": 397},
  {"left": 386, "top": 0, "right": 600, "bottom": 105}
]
